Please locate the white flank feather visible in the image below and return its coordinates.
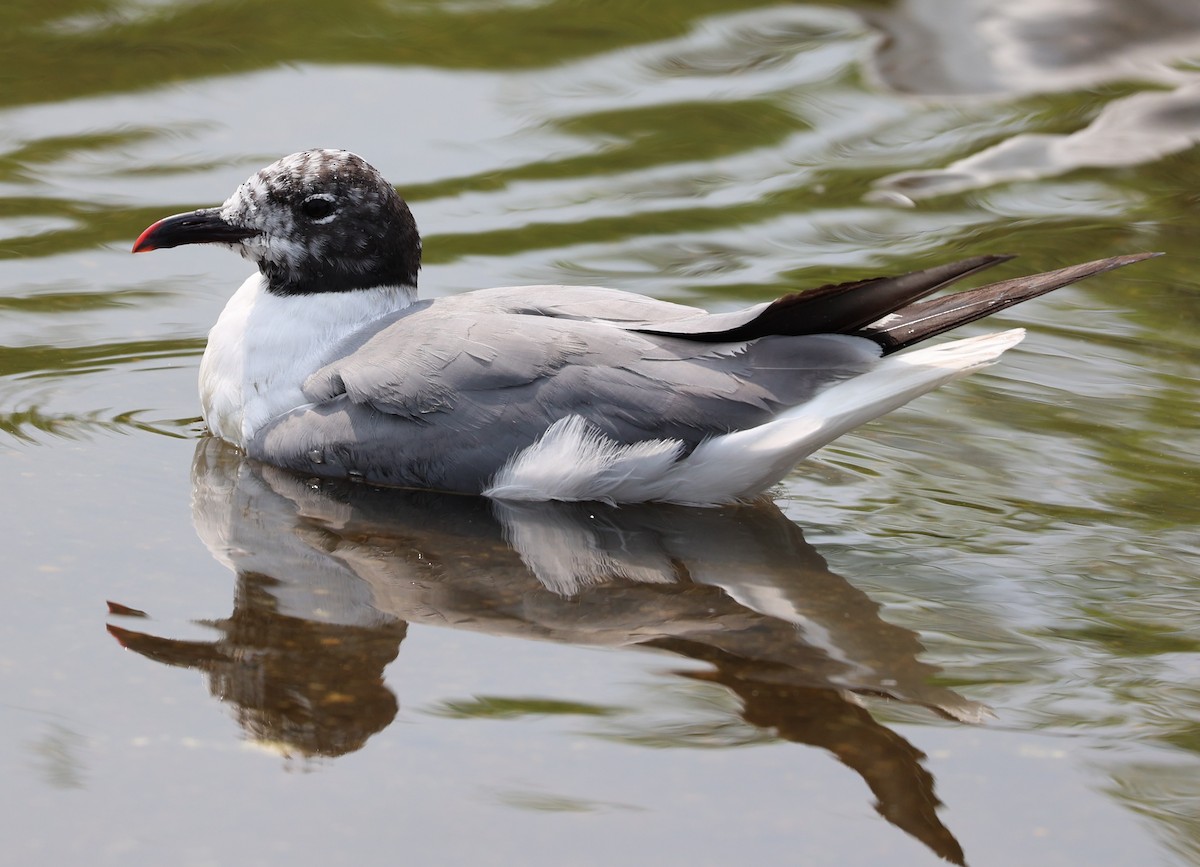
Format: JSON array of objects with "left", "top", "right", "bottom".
[
  {"left": 484, "top": 416, "right": 685, "bottom": 504},
  {"left": 486, "top": 329, "right": 1026, "bottom": 506}
]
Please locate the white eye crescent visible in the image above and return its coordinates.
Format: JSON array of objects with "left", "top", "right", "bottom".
[{"left": 300, "top": 194, "right": 337, "bottom": 222}]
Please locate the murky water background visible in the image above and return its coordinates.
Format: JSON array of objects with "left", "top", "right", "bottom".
[{"left": 2, "top": 1, "right": 1199, "bottom": 865}]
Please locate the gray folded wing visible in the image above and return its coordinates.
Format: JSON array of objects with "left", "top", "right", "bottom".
[{"left": 251, "top": 295, "right": 882, "bottom": 493}]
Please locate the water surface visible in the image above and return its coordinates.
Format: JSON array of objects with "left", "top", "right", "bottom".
[{"left": 2, "top": 2, "right": 1199, "bottom": 865}]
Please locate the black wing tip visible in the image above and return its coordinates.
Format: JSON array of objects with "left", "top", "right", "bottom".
[
  {"left": 1106, "top": 250, "right": 1165, "bottom": 265},
  {"left": 861, "top": 251, "right": 1162, "bottom": 354},
  {"left": 969, "top": 252, "right": 1016, "bottom": 266}
]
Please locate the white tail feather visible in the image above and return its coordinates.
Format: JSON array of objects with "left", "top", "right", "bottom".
[{"left": 486, "top": 329, "right": 1026, "bottom": 505}]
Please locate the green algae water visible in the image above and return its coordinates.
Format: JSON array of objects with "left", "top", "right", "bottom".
[{"left": 1, "top": 2, "right": 1198, "bottom": 864}]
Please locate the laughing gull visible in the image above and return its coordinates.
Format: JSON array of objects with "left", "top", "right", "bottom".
[{"left": 132, "top": 149, "right": 1154, "bottom": 505}]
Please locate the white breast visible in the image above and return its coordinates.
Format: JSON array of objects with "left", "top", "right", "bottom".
[{"left": 198, "top": 273, "right": 415, "bottom": 447}]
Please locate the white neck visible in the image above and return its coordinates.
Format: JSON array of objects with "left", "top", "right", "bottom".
[{"left": 199, "top": 273, "right": 416, "bottom": 447}]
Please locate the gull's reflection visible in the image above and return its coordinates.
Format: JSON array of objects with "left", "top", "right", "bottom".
[{"left": 110, "top": 438, "right": 983, "bottom": 865}]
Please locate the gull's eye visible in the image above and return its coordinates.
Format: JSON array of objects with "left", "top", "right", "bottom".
[{"left": 300, "top": 194, "right": 336, "bottom": 221}]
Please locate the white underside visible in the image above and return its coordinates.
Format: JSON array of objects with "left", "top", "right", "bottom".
[
  {"left": 199, "top": 273, "right": 415, "bottom": 446},
  {"left": 484, "top": 328, "right": 1026, "bottom": 506}
]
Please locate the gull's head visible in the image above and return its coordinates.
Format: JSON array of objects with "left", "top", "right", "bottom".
[{"left": 132, "top": 149, "right": 421, "bottom": 296}]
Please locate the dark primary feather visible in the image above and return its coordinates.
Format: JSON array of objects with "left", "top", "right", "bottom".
[
  {"left": 630, "top": 252, "right": 1158, "bottom": 349},
  {"left": 628, "top": 254, "right": 1012, "bottom": 340},
  {"left": 856, "top": 252, "right": 1162, "bottom": 353}
]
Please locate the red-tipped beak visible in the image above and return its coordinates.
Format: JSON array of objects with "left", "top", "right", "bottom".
[{"left": 132, "top": 208, "right": 257, "bottom": 253}]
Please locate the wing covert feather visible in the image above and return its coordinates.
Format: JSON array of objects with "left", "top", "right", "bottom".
[{"left": 302, "top": 302, "right": 881, "bottom": 444}]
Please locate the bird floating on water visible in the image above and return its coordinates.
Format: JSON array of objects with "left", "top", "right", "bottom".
[{"left": 132, "top": 149, "right": 1155, "bottom": 505}]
